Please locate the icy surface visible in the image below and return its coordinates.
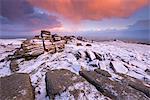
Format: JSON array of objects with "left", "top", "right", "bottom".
[{"left": 0, "top": 38, "right": 150, "bottom": 100}]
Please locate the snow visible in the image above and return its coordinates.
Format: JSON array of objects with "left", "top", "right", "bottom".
[
  {"left": 0, "top": 38, "right": 150, "bottom": 100},
  {"left": 55, "top": 81, "right": 110, "bottom": 100},
  {"left": 110, "top": 61, "right": 128, "bottom": 74}
]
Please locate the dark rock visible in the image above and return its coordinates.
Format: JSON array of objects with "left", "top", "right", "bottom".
[
  {"left": 77, "top": 43, "right": 82, "bottom": 46},
  {"left": 93, "top": 52, "right": 103, "bottom": 60},
  {"left": 45, "top": 69, "right": 84, "bottom": 99},
  {"left": 85, "top": 51, "right": 95, "bottom": 61},
  {"left": 86, "top": 44, "right": 92, "bottom": 46},
  {"left": 0, "top": 73, "right": 34, "bottom": 100},
  {"left": 84, "top": 51, "right": 92, "bottom": 61},
  {"left": 10, "top": 60, "right": 19, "bottom": 72},
  {"left": 79, "top": 70, "right": 149, "bottom": 100},
  {"left": 77, "top": 36, "right": 83, "bottom": 40},
  {"left": 94, "top": 69, "right": 111, "bottom": 77},
  {"left": 33, "top": 35, "right": 40, "bottom": 39},
  {"left": 145, "top": 69, "right": 150, "bottom": 75},
  {"left": 74, "top": 52, "right": 81, "bottom": 60}
]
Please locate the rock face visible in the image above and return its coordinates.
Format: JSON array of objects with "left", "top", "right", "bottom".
[
  {"left": 45, "top": 69, "right": 109, "bottom": 100},
  {"left": 45, "top": 69, "right": 84, "bottom": 99},
  {"left": 0, "top": 73, "right": 34, "bottom": 100},
  {"left": 79, "top": 70, "right": 149, "bottom": 100},
  {"left": 118, "top": 73, "right": 150, "bottom": 98},
  {"left": 8, "top": 30, "right": 67, "bottom": 61}
]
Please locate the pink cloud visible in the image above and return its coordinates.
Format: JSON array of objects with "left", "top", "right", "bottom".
[{"left": 28, "top": 0, "right": 148, "bottom": 21}]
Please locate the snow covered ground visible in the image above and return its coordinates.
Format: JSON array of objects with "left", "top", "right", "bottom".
[{"left": 0, "top": 38, "right": 150, "bottom": 100}]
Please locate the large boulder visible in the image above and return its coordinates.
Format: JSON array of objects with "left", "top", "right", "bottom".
[
  {"left": 45, "top": 69, "right": 109, "bottom": 100},
  {"left": 79, "top": 70, "right": 149, "bottom": 100},
  {"left": 118, "top": 73, "right": 150, "bottom": 98},
  {"left": 45, "top": 69, "right": 84, "bottom": 98},
  {"left": 0, "top": 73, "right": 34, "bottom": 100}
]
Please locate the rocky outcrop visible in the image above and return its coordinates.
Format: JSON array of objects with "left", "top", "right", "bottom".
[
  {"left": 118, "top": 73, "right": 150, "bottom": 98},
  {"left": 45, "top": 69, "right": 85, "bottom": 99},
  {"left": 79, "top": 70, "right": 149, "bottom": 100},
  {"left": 0, "top": 73, "right": 34, "bottom": 100},
  {"left": 45, "top": 69, "right": 109, "bottom": 100},
  {"left": 7, "top": 30, "right": 67, "bottom": 61}
]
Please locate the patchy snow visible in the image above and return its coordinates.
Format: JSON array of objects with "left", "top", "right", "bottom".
[
  {"left": 55, "top": 81, "right": 110, "bottom": 100},
  {"left": 0, "top": 38, "right": 150, "bottom": 100}
]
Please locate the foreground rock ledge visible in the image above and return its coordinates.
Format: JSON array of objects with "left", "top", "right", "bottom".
[
  {"left": 45, "top": 69, "right": 109, "bottom": 99},
  {"left": 45, "top": 69, "right": 85, "bottom": 99},
  {"left": 79, "top": 70, "right": 149, "bottom": 100},
  {"left": 0, "top": 73, "right": 34, "bottom": 100}
]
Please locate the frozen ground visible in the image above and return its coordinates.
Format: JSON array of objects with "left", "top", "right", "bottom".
[{"left": 0, "top": 38, "right": 150, "bottom": 100}]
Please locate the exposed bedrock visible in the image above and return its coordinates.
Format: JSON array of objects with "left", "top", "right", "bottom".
[
  {"left": 0, "top": 73, "right": 34, "bottom": 100},
  {"left": 79, "top": 70, "right": 149, "bottom": 100}
]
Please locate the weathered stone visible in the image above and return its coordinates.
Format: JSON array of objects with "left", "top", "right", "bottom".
[
  {"left": 10, "top": 31, "right": 66, "bottom": 61},
  {"left": 145, "top": 69, "right": 150, "bottom": 75},
  {"left": 86, "top": 44, "right": 92, "bottom": 46},
  {"left": 85, "top": 50, "right": 96, "bottom": 61},
  {"left": 53, "top": 36, "right": 61, "bottom": 41},
  {"left": 30, "top": 50, "right": 44, "bottom": 57},
  {"left": 74, "top": 51, "right": 81, "bottom": 60},
  {"left": 56, "top": 44, "right": 65, "bottom": 52},
  {"left": 79, "top": 70, "right": 149, "bottom": 100},
  {"left": 93, "top": 52, "right": 103, "bottom": 60},
  {"left": 94, "top": 69, "right": 112, "bottom": 77},
  {"left": 33, "top": 35, "right": 40, "bottom": 39},
  {"left": 77, "top": 43, "right": 82, "bottom": 46},
  {"left": 10, "top": 60, "right": 19, "bottom": 72},
  {"left": 118, "top": 73, "right": 150, "bottom": 98},
  {"left": 0, "top": 73, "right": 34, "bottom": 100},
  {"left": 45, "top": 69, "right": 85, "bottom": 99}
]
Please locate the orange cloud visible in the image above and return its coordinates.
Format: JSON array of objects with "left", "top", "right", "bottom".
[{"left": 28, "top": 0, "right": 148, "bottom": 21}]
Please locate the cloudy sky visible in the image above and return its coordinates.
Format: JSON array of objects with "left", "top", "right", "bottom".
[{"left": 0, "top": 0, "right": 149, "bottom": 42}]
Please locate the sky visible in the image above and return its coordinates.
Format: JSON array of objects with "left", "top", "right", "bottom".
[{"left": 0, "top": 0, "right": 150, "bottom": 42}]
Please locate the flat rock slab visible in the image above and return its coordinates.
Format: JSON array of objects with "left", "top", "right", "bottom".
[
  {"left": 118, "top": 73, "right": 150, "bottom": 98},
  {"left": 45, "top": 69, "right": 110, "bottom": 100},
  {"left": 0, "top": 73, "right": 34, "bottom": 100},
  {"left": 79, "top": 70, "right": 149, "bottom": 100},
  {"left": 94, "top": 69, "right": 111, "bottom": 77},
  {"left": 46, "top": 69, "right": 84, "bottom": 96},
  {"left": 110, "top": 61, "right": 128, "bottom": 74}
]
